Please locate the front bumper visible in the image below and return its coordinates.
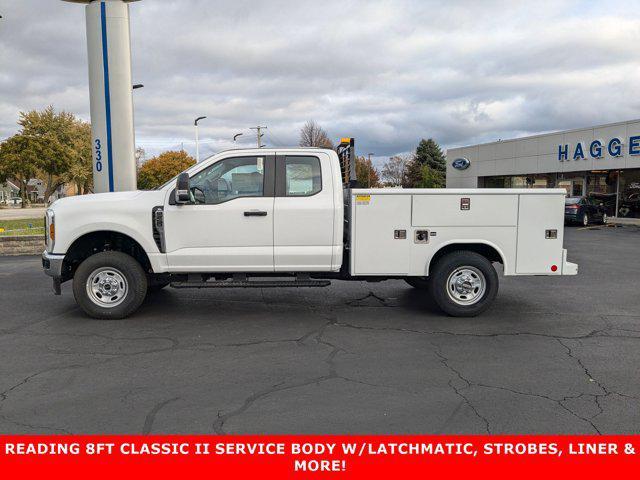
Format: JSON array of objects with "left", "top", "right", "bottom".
[{"left": 42, "top": 250, "right": 65, "bottom": 295}]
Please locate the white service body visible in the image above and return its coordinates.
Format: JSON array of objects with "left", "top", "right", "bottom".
[{"left": 350, "top": 188, "right": 572, "bottom": 277}]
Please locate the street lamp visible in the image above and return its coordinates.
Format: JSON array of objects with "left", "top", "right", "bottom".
[
  {"left": 194, "top": 116, "right": 207, "bottom": 162},
  {"left": 233, "top": 133, "right": 243, "bottom": 143}
]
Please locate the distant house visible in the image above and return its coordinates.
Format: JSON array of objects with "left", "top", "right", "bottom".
[
  {"left": 0, "top": 180, "right": 20, "bottom": 204},
  {"left": 27, "top": 179, "right": 45, "bottom": 203},
  {"left": 1, "top": 179, "right": 79, "bottom": 206}
]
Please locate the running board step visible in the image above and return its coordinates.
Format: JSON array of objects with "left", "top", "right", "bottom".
[{"left": 170, "top": 279, "right": 331, "bottom": 289}]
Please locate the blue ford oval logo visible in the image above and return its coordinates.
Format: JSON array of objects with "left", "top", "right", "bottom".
[{"left": 452, "top": 158, "right": 470, "bottom": 170}]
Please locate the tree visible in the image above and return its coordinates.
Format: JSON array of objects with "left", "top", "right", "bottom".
[
  {"left": 18, "top": 107, "right": 79, "bottom": 202},
  {"left": 137, "top": 150, "right": 196, "bottom": 190},
  {"left": 65, "top": 120, "right": 93, "bottom": 195},
  {"left": 415, "top": 138, "right": 446, "bottom": 175},
  {"left": 381, "top": 154, "right": 411, "bottom": 187},
  {"left": 355, "top": 156, "right": 380, "bottom": 188},
  {"left": 403, "top": 139, "right": 446, "bottom": 188},
  {"left": 299, "top": 120, "right": 334, "bottom": 149},
  {"left": 0, "top": 135, "right": 38, "bottom": 207},
  {"left": 417, "top": 163, "right": 445, "bottom": 188},
  {"left": 135, "top": 147, "right": 146, "bottom": 170}
]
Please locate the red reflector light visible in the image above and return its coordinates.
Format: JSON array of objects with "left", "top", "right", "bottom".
[
  {"left": 566, "top": 204, "right": 579, "bottom": 209},
  {"left": 551, "top": 265, "right": 558, "bottom": 272}
]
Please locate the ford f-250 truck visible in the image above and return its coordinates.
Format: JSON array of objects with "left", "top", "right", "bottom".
[{"left": 42, "top": 139, "right": 578, "bottom": 319}]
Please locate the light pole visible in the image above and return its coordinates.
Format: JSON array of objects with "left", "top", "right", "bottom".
[
  {"left": 194, "top": 116, "right": 206, "bottom": 162},
  {"left": 233, "top": 133, "right": 243, "bottom": 144}
]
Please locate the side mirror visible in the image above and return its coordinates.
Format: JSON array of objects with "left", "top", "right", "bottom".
[{"left": 175, "top": 173, "right": 191, "bottom": 204}]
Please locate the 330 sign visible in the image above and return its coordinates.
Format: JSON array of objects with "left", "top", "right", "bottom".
[{"left": 94, "top": 138, "right": 103, "bottom": 172}]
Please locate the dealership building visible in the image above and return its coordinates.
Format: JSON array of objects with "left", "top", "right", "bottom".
[{"left": 446, "top": 119, "right": 640, "bottom": 219}]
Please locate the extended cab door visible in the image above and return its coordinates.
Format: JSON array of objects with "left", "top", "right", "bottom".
[
  {"left": 163, "top": 155, "right": 275, "bottom": 272},
  {"left": 273, "top": 153, "right": 335, "bottom": 271}
]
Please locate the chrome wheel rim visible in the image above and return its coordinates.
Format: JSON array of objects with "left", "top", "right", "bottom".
[
  {"left": 446, "top": 266, "right": 486, "bottom": 306},
  {"left": 602, "top": 213, "right": 608, "bottom": 224},
  {"left": 86, "top": 267, "right": 128, "bottom": 308},
  {"left": 583, "top": 214, "right": 588, "bottom": 226}
]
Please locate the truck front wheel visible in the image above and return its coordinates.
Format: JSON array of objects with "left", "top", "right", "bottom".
[
  {"left": 73, "top": 251, "right": 148, "bottom": 320},
  {"left": 429, "top": 251, "right": 498, "bottom": 317}
]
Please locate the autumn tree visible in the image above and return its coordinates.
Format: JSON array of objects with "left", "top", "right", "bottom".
[
  {"left": 299, "top": 120, "right": 334, "bottom": 149},
  {"left": 137, "top": 150, "right": 196, "bottom": 190},
  {"left": 0, "top": 135, "right": 38, "bottom": 207},
  {"left": 65, "top": 120, "right": 93, "bottom": 195},
  {"left": 355, "top": 156, "right": 380, "bottom": 188},
  {"left": 381, "top": 154, "right": 411, "bottom": 187}
]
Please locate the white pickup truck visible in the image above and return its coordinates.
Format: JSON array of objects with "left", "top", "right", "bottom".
[{"left": 42, "top": 140, "right": 577, "bottom": 319}]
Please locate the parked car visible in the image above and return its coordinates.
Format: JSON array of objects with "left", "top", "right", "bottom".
[
  {"left": 565, "top": 196, "right": 607, "bottom": 226},
  {"left": 7, "top": 197, "right": 23, "bottom": 206}
]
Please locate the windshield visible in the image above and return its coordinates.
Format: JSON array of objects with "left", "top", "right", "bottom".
[{"left": 565, "top": 197, "right": 581, "bottom": 205}]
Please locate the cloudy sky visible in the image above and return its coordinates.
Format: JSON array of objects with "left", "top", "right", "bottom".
[{"left": 2, "top": 0, "right": 640, "bottom": 164}]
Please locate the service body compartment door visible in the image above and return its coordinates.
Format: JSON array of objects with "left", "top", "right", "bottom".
[
  {"left": 352, "top": 194, "right": 411, "bottom": 275},
  {"left": 412, "top": 194, "right": 518, "bottom": 226},
  {"left": 516, "top": 194, "right": 564, "bottom": 274}
]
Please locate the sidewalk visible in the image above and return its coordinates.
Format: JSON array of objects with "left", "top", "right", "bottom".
[{"left": 0, "top": 207, "right": 47, "bottom": 220}]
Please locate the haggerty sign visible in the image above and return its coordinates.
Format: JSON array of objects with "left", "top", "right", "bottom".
[{"left": 559, "top": 135, "right": 640, "bottom": 162}]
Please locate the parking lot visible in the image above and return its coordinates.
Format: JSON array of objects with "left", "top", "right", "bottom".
[{"left": 1, "top": 226, "right": 639, "bottom": 434}]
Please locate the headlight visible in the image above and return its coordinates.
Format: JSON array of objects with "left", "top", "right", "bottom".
[{"left": 46, "top": 209, "right": 55, "bottom": 252}]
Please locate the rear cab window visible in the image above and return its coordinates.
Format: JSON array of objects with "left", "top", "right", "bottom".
[{"left": 284, "top": 156, "right": 322, "bottom": 196}]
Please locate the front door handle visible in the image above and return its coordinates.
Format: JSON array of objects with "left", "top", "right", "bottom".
[{"left": 244, "top": 210, "right": 268, "bottom": 217}]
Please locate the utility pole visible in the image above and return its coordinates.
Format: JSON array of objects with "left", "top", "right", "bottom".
[{"left": 250, "top": 126, "right": 267, "bottom": 148}]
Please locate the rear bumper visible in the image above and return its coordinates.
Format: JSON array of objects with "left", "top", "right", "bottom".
[
  {"left": 561, "top": 249, "right": 578, "bottom": 275},
  {"left": 564, "top": 213, "right": 580, "bottom": 223}
]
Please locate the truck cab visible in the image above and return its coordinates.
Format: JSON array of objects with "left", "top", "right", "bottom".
[{"left": 43, "top": 144, "right": 577, "bottom": 320}]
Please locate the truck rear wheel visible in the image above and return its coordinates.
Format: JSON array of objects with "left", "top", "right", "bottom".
[
  {"left": 73, "top": 251, "right": 148, "bottom": 320},
  {"left": 429, "top": 251, "right": 498, "bottom": 317}
]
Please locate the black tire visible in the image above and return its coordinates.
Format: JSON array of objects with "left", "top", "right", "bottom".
[
  {"left": 582, "top": 213, "right": 589, "bottom": 226},
  {"left": 428, "top": 251, "right": 498, "bottom": 317},
  {"left": 73, "top": 251, "right": 148, "bottom": 320},
  {"left": 405, "top": 277, "right": 430, "bottom": 290}
]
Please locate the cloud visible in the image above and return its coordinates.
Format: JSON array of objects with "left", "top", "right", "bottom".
[{"left": 1, "top": 0, "right": 640, "bottom": 160}]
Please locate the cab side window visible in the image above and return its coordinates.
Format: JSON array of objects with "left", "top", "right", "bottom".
[
  {"left": 284, "top": 156, "right": 321, "bottom": 196},
  {"left": 190, "top": 156, "right": 264, "bottom": 204}
]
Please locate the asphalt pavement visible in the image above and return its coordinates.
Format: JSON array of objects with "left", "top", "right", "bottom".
[{"left": 1, "top": 226, "right": 639, "bottom": 434}]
